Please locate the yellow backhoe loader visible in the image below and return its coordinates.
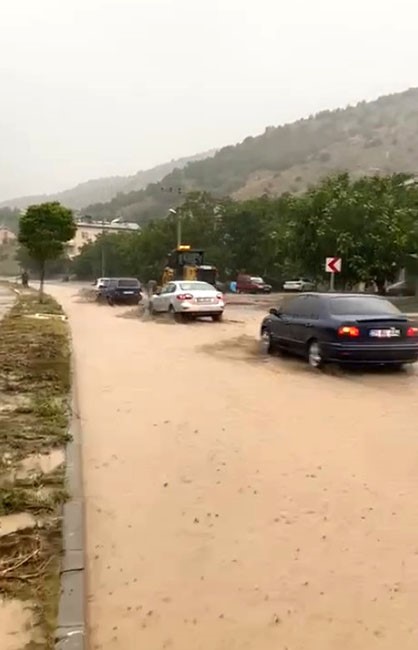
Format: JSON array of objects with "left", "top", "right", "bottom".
[{"left": 161, "top": 245, "right": 217, "bottom": 286}]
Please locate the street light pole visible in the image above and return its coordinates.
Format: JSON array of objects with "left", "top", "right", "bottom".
[
  {"left": 168, "top": 208, "right": 181, "bottom": 247},
  {"left": 176, "top": 212, "right": 182, "bottom": 248}
]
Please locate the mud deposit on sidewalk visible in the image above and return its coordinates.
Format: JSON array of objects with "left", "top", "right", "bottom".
[{"left": 0, "top": 598, "right": 36, "bottom": 650}]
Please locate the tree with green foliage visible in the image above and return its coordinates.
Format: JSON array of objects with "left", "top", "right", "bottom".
[
  {"left": 15, "top": 245, "right": 71, "bottom": 278},
  {"left": 285, "top": 173, "right": 418, "bottom": 291},
  {"left": 71, "top": 176, "right": 418, "bottom": 292},
  {"left": 18, "top": 202, "right": 76, "bottom": 299}
]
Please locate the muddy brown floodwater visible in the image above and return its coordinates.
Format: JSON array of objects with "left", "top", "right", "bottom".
[{"left": 49, "top": 284, "right": 418, "bottom": 650}]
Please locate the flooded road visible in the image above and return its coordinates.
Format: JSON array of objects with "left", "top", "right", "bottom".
[{"left": 50, "top": 285, "right": 418, "bottom": 650}]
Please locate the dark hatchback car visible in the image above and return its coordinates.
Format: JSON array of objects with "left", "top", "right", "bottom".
[
  {"left": 99, "top": 278, "right": 142, "bottom": 305},
  {"left": 236, "top": 274, "right": 272, "bottom": 294},
  {"left": 260, "top": 293, "right": 418, "bottom": 368}
]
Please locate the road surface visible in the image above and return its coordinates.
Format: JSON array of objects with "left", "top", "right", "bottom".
[{"left": 49, "top": 284, "right": 418, "bottom": 650}]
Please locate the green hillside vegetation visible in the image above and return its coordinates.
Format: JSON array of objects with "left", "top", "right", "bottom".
[
  {"left": 0, "top": 207, "right": 20, "bottom": 232},
  {"left": 0, "top": 150, "right": 216, "bottom": 211},
  {"left": 80, "top": 88, "right": 418, "bottom": 224}
]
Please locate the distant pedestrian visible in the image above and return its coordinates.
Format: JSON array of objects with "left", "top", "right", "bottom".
[{"left": 21, "top": 270, "right": 29, "bottom": 288}]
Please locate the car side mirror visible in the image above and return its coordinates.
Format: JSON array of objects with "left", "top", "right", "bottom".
[
  {"left": 155, "top": 287, "right": 162, "bottom": 295},
  {"left": 269, "top": 307, "right": 281, "bottom": 317}
]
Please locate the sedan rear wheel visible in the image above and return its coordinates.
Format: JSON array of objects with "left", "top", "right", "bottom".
[
  {"left": 308, "top": 340, "right": 323, "bottom": 368},
  {"left": 260, "top": 329, "right": 273, "bottom": 354},
  {"left": 170, "top": 305, "right": 186, "bottom": 323}
]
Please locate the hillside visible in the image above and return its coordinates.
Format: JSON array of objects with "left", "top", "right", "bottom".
[
  {"left": 0, "top": 150, "right": 217, "bottom": 211},
  {"left": 80, "top": 88, "right": 418, "bottom": 223}
]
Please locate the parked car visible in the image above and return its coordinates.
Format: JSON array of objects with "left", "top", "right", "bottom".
[
  {"left": 236, "top": 274, "right": 272, "bottom": 294},
  {"left": 99, "top": 277, "right": 142, "bottom": 305},
  {"left": 93, "top": 277, "right": 111, "bottom": 290},
  {"left": 150, "top": 280, "right": 224, "bottom": 321},
  {"left": 283, "top": 278, "right": 315, "bottom": 292},
  {"left": 386, "top": 280, "right": 415, "bottom": 297},
  {"left": 260, "top": 293, "right": 418, "bottom": 368}
]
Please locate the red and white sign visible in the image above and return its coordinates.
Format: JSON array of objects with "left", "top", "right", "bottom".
[{"left": 325, "top": 257, "right": 342, "bottom": 273}]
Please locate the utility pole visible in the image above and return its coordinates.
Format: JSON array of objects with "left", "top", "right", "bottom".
[
  {"left": 101, "top": 242, "right": 105, "bottom": 276},
  {"left": 101, "top": 222, "right": 106, "bottom": 276},
  {"left": 176, "top": 211, "right": 182, "bottom": 248}
]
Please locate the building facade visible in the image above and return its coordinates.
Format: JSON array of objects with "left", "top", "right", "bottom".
[
  {"left": 67, "top": 219, "right": 140, "bottom": 258},
  {"left": 0, "top": 227, "right": 17, "bottom": 245}
]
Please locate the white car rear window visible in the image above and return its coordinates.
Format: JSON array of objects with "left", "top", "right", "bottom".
[{"left": 179, "top": 282, "right": 213, "bottom": 291}]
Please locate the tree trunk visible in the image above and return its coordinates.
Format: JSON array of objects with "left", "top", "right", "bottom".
[
  {"left": 376, "top": 277, "right": 386, "bottom": 295},
  {"left": 39, "top": 260, "right": 45, "bottom": 302}
]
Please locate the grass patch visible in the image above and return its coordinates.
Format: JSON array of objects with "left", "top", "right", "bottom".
[{"left": 0, "top": 288, "right": 71, "bottom": 649}]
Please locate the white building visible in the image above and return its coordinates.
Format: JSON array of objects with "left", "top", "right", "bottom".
[{"left": 67, "top": 219, "right": 140, "bottom": 258}]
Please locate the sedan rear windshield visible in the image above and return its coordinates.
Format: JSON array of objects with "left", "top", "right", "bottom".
[
  {"left": 117, "top": 279, "right": 140, "bottom": 288},
  {"left": 179, "top": 282, "right": 213, "bottom": 291},
  {"left": 329, "top": 296, "right": 401, "bottom": 315}
]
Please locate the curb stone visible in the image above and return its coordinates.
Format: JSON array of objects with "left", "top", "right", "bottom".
[{"left": 56, "top": 359, "right": 87, "bottom": 650}]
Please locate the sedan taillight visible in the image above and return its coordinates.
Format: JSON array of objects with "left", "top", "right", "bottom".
[
  {"left": 338, "top": 325, "right": 360, "bottom": 338},
  {"left": 216, "top": 293, "right": 224, "bottom": 300},
  {"left": 407, "top": 326, "right": 418, "bottom": 337},
  {"left": 177, "top": 293, "right": 193, "bottom": 301}
]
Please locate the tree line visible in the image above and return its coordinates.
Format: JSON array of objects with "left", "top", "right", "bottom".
[{"left": 71, "top": 173, "right": 418, "bottom": 291}]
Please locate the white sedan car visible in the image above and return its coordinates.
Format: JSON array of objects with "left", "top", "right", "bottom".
[
  {"left": 150, "top": 280, "right": 224, "bottom": 321},
  {"left": 283, "top": 278, "right": 315, "bottom": 292},
  {"left": 93, "top": 277, "right": 111, "bottom": 290}
]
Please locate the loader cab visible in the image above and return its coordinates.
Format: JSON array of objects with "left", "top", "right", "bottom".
[
  {"left": 163, "top": 246, "right": 217, "bottom": 285},
  {"left": 167, "top": 247, "right": 204, "bottom": 273}
]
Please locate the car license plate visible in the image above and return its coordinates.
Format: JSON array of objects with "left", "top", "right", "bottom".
[
  {"left": 197, "top": 298, "right": 212, "bottom": 303},
  {"left": 123, "top": 291, "right": 134, "bottom": 294},
  {"left": 369, "top": 328, "right": 401, "bottom": 338}
]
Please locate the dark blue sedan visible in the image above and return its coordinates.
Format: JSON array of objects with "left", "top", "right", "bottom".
[
  {"left": 98, "top": 277, "right": 142, "bottom": 305},
  {"left": 260, "top": 293, "right": 418, "bottom": 368}
]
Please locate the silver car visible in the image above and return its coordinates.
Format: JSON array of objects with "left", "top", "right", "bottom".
[
  {"left": 283, "top": 278, "right": 315, "bottom": 292},
  {"left": 150, "top": 280, "right": 225, "bottom": 321},
  {"left": 93, "top": 277, "right": 111, "bottom": 290}
]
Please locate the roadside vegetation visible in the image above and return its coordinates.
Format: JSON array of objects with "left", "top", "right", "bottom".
[
  {"left": 0, "top": 289, "right": 71, "bottom": 649},
  {"left": 72, "top": 173, "right": 418, "bottom": 292},
  {"left": 18, "top": 202, "right": 76, "bottom": 299}
]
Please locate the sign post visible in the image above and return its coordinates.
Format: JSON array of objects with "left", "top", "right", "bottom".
[{"left": 325, "top": 257, "right": 342, "bottom": 291}]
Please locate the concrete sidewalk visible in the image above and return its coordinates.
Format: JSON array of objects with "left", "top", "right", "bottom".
[{"left": 0, "top": 285, "right": 16, "bottom": 318}]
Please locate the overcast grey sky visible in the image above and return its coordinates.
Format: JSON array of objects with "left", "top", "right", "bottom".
[{"left": 1, "top": 0, "right": 417, "bottom": 201}]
